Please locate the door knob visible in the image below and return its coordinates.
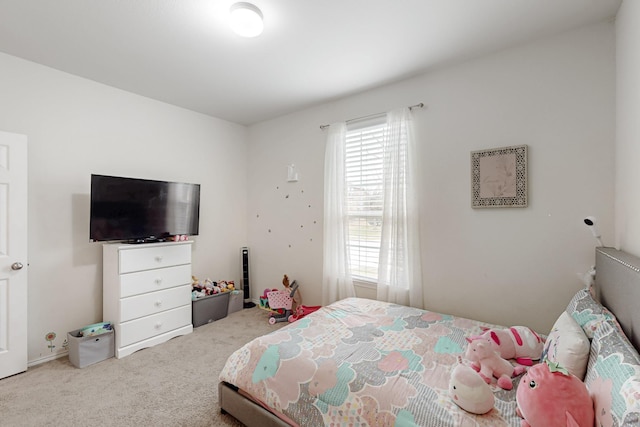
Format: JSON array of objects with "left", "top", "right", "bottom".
[{"left": 11, "top": 262, "right": 23, "bottom": 270}]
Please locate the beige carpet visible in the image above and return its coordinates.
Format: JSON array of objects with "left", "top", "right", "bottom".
[{"left": 0, "top": 306, "right": 286, "bottom": 426}]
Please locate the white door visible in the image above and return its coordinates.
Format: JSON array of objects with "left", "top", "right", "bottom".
[{"left": 0, "top": 131, "right": 28, "bottom": 379}]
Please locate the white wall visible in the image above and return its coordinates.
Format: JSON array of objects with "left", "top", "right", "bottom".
[
  {"left": 0, "top": 18, "right": 618, "bottom": 364},
  {"left": 615, "top": 1, "right": 640, "bottom": 254},
  {"left": 247, "top": 22, "right": 616, "bottom": 334},
  {"left": 0, "top": 53, "right": 248, "bottom": 364}
]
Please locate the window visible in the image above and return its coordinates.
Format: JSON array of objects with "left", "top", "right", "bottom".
[
  {"left": 345, "top": 120, "right": 386, "bottom": 281},
  {"left": 324, "top": 107, "right": 422, "bottom": 307}
]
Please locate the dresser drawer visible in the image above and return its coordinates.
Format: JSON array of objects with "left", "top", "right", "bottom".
[
  {"left": 119, "top": 305, "right": 191, "bottom": 347},
  {"left": 120, "top": 284, "right": 191, "bottom": 322},
  {"left": 120, "top": 264, "right": 191, "bottom": 298},
  {"left": 119, "top": 243, "right": 191, "bottom": 274}
]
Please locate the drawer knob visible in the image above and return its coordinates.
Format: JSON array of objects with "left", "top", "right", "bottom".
[
  {"left": 154, "top": 278, "right": 163, "bottom": 285},
  {"left": 155, "top": 300, "right": 162, "bottom": 307},
  {"left": 155, "top": 255, "right": 163, "bottom": 262},
  {"left": 155, "top": 322, "right": 163, "bottom": 329}
]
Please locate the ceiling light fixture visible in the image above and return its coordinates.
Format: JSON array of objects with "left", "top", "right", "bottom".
[{"left": 229, "top": 2, "right": 264, "bottom": 38}]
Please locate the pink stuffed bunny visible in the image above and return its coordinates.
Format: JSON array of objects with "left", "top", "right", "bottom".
[
  {"left": 471, "top": 326, "right": 544, "bottom": 366},
  {"left": 516, "top": 360, "right": 593, "bottom": 427},
  {"left": 465, "top": 337, "right": 526, "bottom": 390}
]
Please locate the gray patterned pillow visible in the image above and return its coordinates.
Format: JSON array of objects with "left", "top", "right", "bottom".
[
  {"left": 584, "top": 320, "right": 640, "bottom": 427},
  {"left": 565, "top": 288, "right": 616, "bottom": 338}
]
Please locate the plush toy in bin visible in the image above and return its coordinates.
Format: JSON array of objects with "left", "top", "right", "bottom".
[
  {"left": 516, "top": 360, "right": 594, "bottom": 427},
  {"left": 191, "top": 275, "right": 235, "bottom": 299}
]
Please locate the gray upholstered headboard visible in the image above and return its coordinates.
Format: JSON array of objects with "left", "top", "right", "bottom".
[{"left": 595, "top": 247, "right": 640, "bottom": 351}]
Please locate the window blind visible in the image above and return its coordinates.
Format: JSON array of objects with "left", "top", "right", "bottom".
[{"left": 345, "top": 122, "right": 386, "bottom": 281}]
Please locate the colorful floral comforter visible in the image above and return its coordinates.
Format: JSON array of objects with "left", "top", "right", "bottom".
[{"left": 219, "top": 297, "right": 523, "bottom": 426}]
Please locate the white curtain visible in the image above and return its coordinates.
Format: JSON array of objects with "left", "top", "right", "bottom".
[
  {"left": 376, "top": 107, "right": 424, "bottom": 308},
  {"left": 322, "top": 122, "right": 356, "bottom": 305}
]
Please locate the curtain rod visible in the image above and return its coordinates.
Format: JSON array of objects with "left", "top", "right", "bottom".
[{"left": 319, "top": 103, "right": 425, "bottom": 130}]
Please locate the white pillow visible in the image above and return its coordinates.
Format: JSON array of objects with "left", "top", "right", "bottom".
[{"left": 541, "top": 311, "right": 590, "bottom": 380}]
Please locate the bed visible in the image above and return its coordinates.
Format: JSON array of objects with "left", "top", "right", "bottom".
[{"left": 219, "top": 247, "right": 640, "bottom": 426}]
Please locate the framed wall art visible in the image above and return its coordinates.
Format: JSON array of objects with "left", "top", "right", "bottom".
[{"left": 471, "top": 144, "right": 528, "bottom": 208}]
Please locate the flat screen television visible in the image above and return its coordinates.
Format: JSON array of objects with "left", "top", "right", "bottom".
[{"left": 90, "top": 174, "right": 200, "bottom": 243}]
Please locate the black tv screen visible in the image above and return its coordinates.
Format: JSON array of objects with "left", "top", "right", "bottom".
[{"left": 90, "top": 174, "right": 200, "bottom": 242}]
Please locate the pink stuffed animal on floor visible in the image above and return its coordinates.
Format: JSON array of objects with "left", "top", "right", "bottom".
[
  {"left": 516, "top": 360, "right": 594, "bottom": 427},
  {"left": 465, "top": 337, "right": 526, "bottom": 390},
  {"left": 471, "top": 326, "right": 544, "bottom": 366}
]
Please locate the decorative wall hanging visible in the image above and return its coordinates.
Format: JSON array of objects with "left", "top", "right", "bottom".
[{"left": 471, "top": 144, "right": 528, "bottom": 208}]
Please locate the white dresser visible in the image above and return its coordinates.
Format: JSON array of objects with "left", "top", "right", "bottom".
[{"left": 103, "top": 241, "right": 193, "bottom": 358}]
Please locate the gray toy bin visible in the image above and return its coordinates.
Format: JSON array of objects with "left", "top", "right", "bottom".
[
  {"left": 67, "top": 329, "right": 115, "bottom": 368},
  {"left": 192, "top": 292, "right": 230, "bottom": 327},
  {"left": 227, "top": 290, "right": 243, "bottom": 315}
]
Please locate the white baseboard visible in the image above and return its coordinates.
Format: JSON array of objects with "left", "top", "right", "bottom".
[{"left": 28, "top": 350, "right": 68, "bottom": 367}]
